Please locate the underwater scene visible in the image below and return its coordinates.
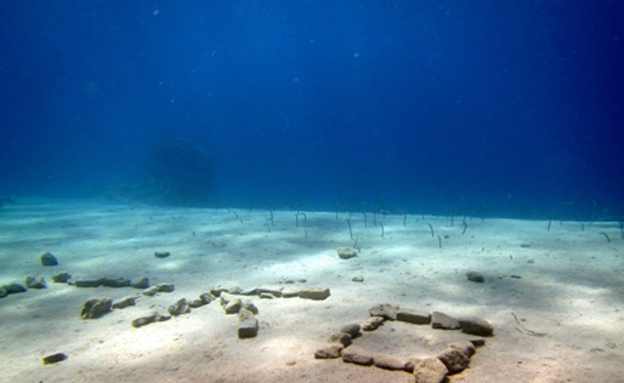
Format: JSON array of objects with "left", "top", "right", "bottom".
[{"left": 1, "top": 1, "right": 623, "bottom": 382}]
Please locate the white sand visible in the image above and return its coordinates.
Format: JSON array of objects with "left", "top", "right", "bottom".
[{"left": 0, "top": 199, "right": 622, "bottom": 382}]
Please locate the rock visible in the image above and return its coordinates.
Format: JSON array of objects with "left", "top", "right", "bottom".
[
  {"left": 238, "top": 308, "right": 255, "bottom": 321},
  {"left": 199, "top": 292, "right": 215, "bottom": 305},
  {"left": 131, "top": 312, "right": 171, "bottom": 328},
  {"left": 80, "top": 297, "right": 112, "bottom": 319},
  {"left": 73, "top": 279, "right": 101, "bottom": 288},
  {"left": 448, "top": 340, "right": 476, "bottom": 357},
  {"left": 397, "top": 309, "right": 431, "bottom": 325},
  {"left": 0, "top": 287, "right": 7, "bottom": 298},
  {"left": 298, "top": 287, "right": 330, "bottom": 300},
  {"left": 40, "top": 252, "right": 58, "bottom": 266},
  {"left": 168, "top": 298, "right": 191, "bottom": 316},
  {"left": 42, "top": 352, "right": 68, "bottom": 365},
  {"left": 328, "top": 332, "right": 352, "bottom": 347},
  {"left": 25, "top": 276, "right": 46, "bottom": 289},
  {"left": 337, "top": 247, "right": 358, "bottom": 259},
  {"left": 2, "top": 283, "right": 27, "bottom": 294},
  {"left": 374, "top": 354, "right": 406, "bottom": 370},
  {"left": 210, "top": 285, "right": 227, "bottom": 297},
  {"left": 339, "top": 323, "right": 361, "bottom": 338},
  {"left": 458, "top": 316, "right": 494, "bottom": 336},
  {"left": 156, "top": 283, "right": 175, "bottom": 292},
  {"left": 352, "top": 276, "right": 364, "bottom": 282},
  {"left": 51, "top": 272, "right": 71, "bottom": 283},
  {"left": 282, "top": 287, "right": 300, "bottom": 298},
  {"left": 411, "top": 357, "right": 448, "bottom": 383},
  {"left": 241, "top": 287, "right": 259, "bottom": 296},
  {"left": 466, "top": 271, "right": 484, "bottom": 283},
  {"left": 259, "top": 293, "right": 275, "bottom": 299},
  {"left": 314, "top": 344, "right": 343, "bottom": 359},
  {"left": 470, "top": 338, "right": 486, "bottom": 348},
  {"left": 238, "top": 317, "right": 259, "bottom": 339},
  {"left": 130, "top": 276, "right": 150, "bottom": 289},
  {"left": 432, "top": 312, "right": 460, "bottom": 330},
  {"left": 142, "top": 286, "right": 159, "bottom": 296},
  {"left": 154, "top": 251, "right": 170, "bottom": 258},
  {"left": 341, "top": 346, "right": 374, "bottom": 366},
  {"left": 112, "top": 296, "right": 137, "bottom": 309},
  {"left": 437, "top": 347, "right": 470, "bottom": 374},
  {"left": 224, "top": 298, "right": 242, "bottom": 314},
  {"left": 98, "top": 277, "right": 131, "bottom": 288},
  {"left": 369, "top": 303, "right": 400, "bottom": 320},
  {"left": 228, "top": 286, "right": 243, "bottom": 295},
  {"left": 258, "top": 285, "right": 283, "bottom": 298},
  {"left": 242, "top": 299, "right": 259, "bottom": 315},
  {"left": 361, "top": 316, "right": 385, "bottom": 331}
]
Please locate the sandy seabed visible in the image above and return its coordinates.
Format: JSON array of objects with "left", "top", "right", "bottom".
[{"left": 0, "top": 199, "right": 622, "bottom": 383}]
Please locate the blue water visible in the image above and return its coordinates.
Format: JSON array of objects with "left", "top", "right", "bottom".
[{"left": 1, "top": 1, "right": 623, "bottom": 220}]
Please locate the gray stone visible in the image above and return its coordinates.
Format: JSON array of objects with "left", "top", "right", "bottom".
[
  {"left": 341, "top": 346, "right": 374, "bottom": 366},
  {"left": 228, "top": 286, "right": 243, "bottom": 295},
  {"left": 131, "top": 312, "right": 171, "bottom": 328},
  {"left": 42, "top": 352, "right": 67, "bottom": 365},
  {"left": 337, "top": 247, "right": 357, "bottom": 259},
  {"left": 168, "top": 298, "right": 191, "bottom": 316},
  {"left": 373, "top": 354, "right": 406, "bottom": 370},
  {"left": 411, "top": 357, "right": 448, "bottom": 383},
  {"left": 0, "top": 287, "right": 7, "bottom": 298},
  {"left": 40, "top": 252, "right": 58, "bottom": 266},
  {"left": 74, "top": 279, "right": 101, "bottom": 288},
  {"left": 282, "top": 287, "right": 300, "bottom": 298},
  {"left": 3, "top": 283, "right": 27, "bottom": 294},
  {"left": 432, "top": 311, "right": 460, "bottom": 330},
  {"left": 210, "top": 285, "right": 226, "bottom": 297},
  {"left": 238, "top": 308, "right": 255, "bottom": 322},
  {"left": 98, "top": 277, "right": 131, "bottom": 288},
  {"left": 199, "top": 292, "right": 215, "bottom": 304},
  {"left": 361, "top": 316, "right": 385, "bottom": 331},
  {"left": 298, "top": 287, "right": 330, "bottom": 300},
  {"left": 242, "top": 299, "right": 259, "bottom": 315},
  {"left": 352, "top": 276, "right": 364, "bottom": 282},
  {"left": 458, "top": 316, "right": 494, "bottom": 336},
  {"left": 112, "top": 296, "right": 137, "bottom": 309},
  {"left": 51, "top": 272, "right": 71, "bottom": 283},
  {"left": 130, "top": 276, "right": 150, "bottom": 289},
  {"left": 369, "top": 303, "right": 399, "bottom": 320},
  {"left": 241, "top": 287, "right": 259, "bottom": 296},
  {"left": 437, "top": 347, "right": 470, "bottom": 374},
  {"left": 142, "top": 286, "right": 159, "bottom": 296},
  {"left": 238, "top": 317, "right": 259, "bottom": 339},
  {"left": 224, "top": 298, "right": 242, "bottom": 314},
  {"left": 25, "top": 276, "right": 46, "bottom": 289},
  {"left": 339, "top": 323, "right": 361, "bottom": 338},
  {"left": 466, "top": 271, "right": 484, "bottom": 283},
  {"left": 397, "top": 309, "right": 431, "bottom": 325},
  {"left": 258, "top": 285, "right": 283, "bottom": 297},
  {"left": 80, "top": 297, "right": 112, "bottom": 319},
  {"left": 314, "top": 345, "right": 343, "bottom": 359},
  {"left": 449, "top": 340, "right": 476, "bottom": 357},
  {"left": 156, "top": 283, "right": 175, "bottom": 292},
  {"left": 328, "top": 332, "right": 352, "bottom": 347},
  {"left": 259, "top": 293, "right": 274, "bottom": 299},
  {"left": 154, "top": 251, "right": 170, "bottom": 258}
]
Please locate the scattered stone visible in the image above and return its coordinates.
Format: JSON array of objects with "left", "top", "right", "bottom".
[
  {"left": 0, "top": 287, "right": 7, "bottom": 298},
  {"left": 510, "top": 275, "right": 522, "bottom": 279},
  {"left": 73, "top": 279, "right": 101, "bottom": 288},
  {"left": 2, "top": 283, "right": 27, "bottom": 294},
  {"left": 242, "top": 300, "right": 259, "bottom": 315},
  {"left": 199, "top": 292, "right": 216, "bottom": 305},
  {"left": 449, "top": 340, "right": 476, "bottom": 357},
  {"left": 156, "top": 283, "right": 175, "bottom": 292},
  {"left": 374, "top": 354, "right": 406, "bottom": 370},
  {"left": 142, "top": 286, "right": 159, "bottom": 296},
  {"left": 130, "top": 276, "right": 150, "bottom": 289},
  {"left": 352, "top": 276, "right": 364, "bottom": 282},
  {"left": 224, "top": 298, "right": 242, "bottom": 314},
  {"left": 98, "top": 277, "right": 131, "bottom": 288},
  {"left": 470, "top": 338, "right": 486, "bottom": 348},
  {"left": 337, "top": 247, "right": 358, "bottom": 259},
  {"left": 314, "top": 345, "right": 343, "bottom": 359},
  {"left": 51, "top": 272, "right": 71, "bottom": 283},
  {"left": 131, "top": 312, "right": 171, "bottom": 328},
  {"left": 437, "top": 347, "right": 470, "bottom": 374},
  {"left": 238, "top": 317, "right": 259, "bottom": 339},
  {"left": 297, "top": 278, "right": 307, "bottom": 283},
  {"left": 339, "top": 323, "right": 361, "bottom": 338},
  {"left": 238, "top": 308, "right": 255, "bottom": 321},
  {"left": 42, "top": 352, "right": 67, "bottom": 365},
  {"left": 259, "top": 293, "right": 275, "bottom": 299},
  {"left": 25, "top": 276, "right": 46, "bottom": 289},
  {"left": 210, "top": 285, "right": 227, "bottom": 297},
  {"left": 241, "top": 287, "right": 258, "bottom": 296},
  {"left": 397, "top": 309, "right": 431, "bottom": 325},
  {"left": 112, "top": 296, "right": 137, "bottom": 309},
  {"left": 168, "top": 298, "right": 191, "bottom": 316},
  {"left": 80, "top": 297, "right": 112, "bottom": 319},
  {"left": 228, "top": 286, "right": 243, "bottom": 295},
  {"left": 458, "top": 316, "right": 494, "bottom": 336},
  {"left": 369, "top": 303, "right": 399, "bottom": 320},
  {"left": 298, "top": 287, "right": 330, "bottom": 300},
  {"left": 282, "top": 287, "right": 300, "bottom": 298},
  {"left": 328, "top": 332, "right": 352, "bottom": 347},
  {"left": 154, "top": 251, "right": 171, "bottom": 258},
  {"left": 341, "top": 346, "right": 374, "bottom": 366},
  {"left": 361, "top": 316, "right": 385, "bottom": 331},
  {"left": 411, "top": 357, "right": 448, "bottom": 383},
  {"left": 258, "top": 285, "right": 283, "bottom": 298},
  {"left": 432, "top": 312, "right": 461, "bottom": 330},
  {"left": 40, "top": 252, "right": 58, "bottom": 266},
  {"left": 466, "top": 271, "right": 484, "bottom": 283}
]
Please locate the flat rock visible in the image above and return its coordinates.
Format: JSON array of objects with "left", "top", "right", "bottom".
[
  {"left": 369, "top": 303, "right": 400, "bottom": 320},
  {"left": 154, "top": 251, "right": 171, "bottom": 258},
  {"left": 432, "top": 311, "right": 460, "bottom": 330},
  {"left": 328, "top": 332, "right": 352, "bottom": 347},
  {"left": 98, "top": 277, "right": 131, "bottom": 288},
  {"left": 51, "top": 272, "right": 71, "bottom": 283},
  {"left": 412, "top": 357, "right": 449, "bottom": 383},
  {"left": 156, "top": 283, "right": 175, "bottom": 292},
  {"left": 142, "top": 286, "right": 159, "bottom": 296},
  {"left": 337, "top": 247, "right": 358, "bottom": 259},
  {"left": 282, "top": 287, "right": 300, "bottom": 298},
  {"left": 0, "top": 287, "right": 7, "bottom": 298},
  {"left": 131, "top": 312, "right": 171, "bottom": 328},
  {"left": 361, "top": 316, "right": 385, "bottom": 331},
  {"left": 130, "top": 276, "right": 150, "bottom": 289},
  {"left": 298, "top": 287, "right": 330, "bottom": 300},
  {"left": 40, "top": 252, "right": 58, "bottom": 266},
  {"left": 437, "top": 347, "right": 470, "bottom": 374},
  {"left": 224, "top": 298, "right": 242, "bottom": 314},
  {"left": 238, "top": 317, "right": 259, "bottom": 339},
  {"left": 168, "top": 298, "right": 191, "bottom": 316},
  {"left": 257, "top": 285, "right": 283, "bottom": 297},
  {"left": 25, "top": 276, "right": 46, "bottom": 289},
  {"left": 466, "top": 271, "right": 485, "bottom": 283},
  {"left": 373, "top": 354, "right": 406, "bottom": 370},
  {"left": 80, "top": 297, "right": 112, "bottom": 319},
  {"left": 112, "top": 296, "right": 137, "bottom": 309},
  {"left": 341, "top": 346, "right": 374, "bottom": 366},
  {"left": 397, "top": 309, "right": 431, "bottom": 325},
  {"left": 352, "top": 276, "right": 364, "bottom": 282},
  {"left": 242, "top": 299, "right": 259, "bottom": 314},
  {"left": 73, "top": 279, "right": 101, "bottom": 288},
  {"left": 314, "top": 344, "right": 343, "bottom": 359},
  {"left": 3, "top": 283, "right": 27, "bottom": 294},
  {"left": 339, "top": 323, "right": 361, "bottom": 338},
  {"left": 458, "top": 316, "right": 494, "bottom": 336},
  {"left": 42, "top": 352, "right": 67, "bottom": 365}
]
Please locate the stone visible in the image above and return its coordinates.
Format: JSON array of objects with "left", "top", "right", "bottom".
[
  {"left": 238, "top": 308, "right": 255, "bottom": 322},
  {"left": 210, "top": 285, "right": 227, "bottom": 297},
  {"left": 470, "top": 338, "right": 486, "bottom": 348},
  {"left": 437, "top": 347, "right": 470, "bottom": 374},
  {"left": 2, "top": 283, "right": 27, "bottom": 294},
  {"left": 98, "top": 277, "right": 131, "bottom": 288},
  {"left": 154, "top": 251, "right": 170, "bottom": 258},
  {"left": 282, "top": 287, "right": 300, "bottom": 298},
  {"left": 112, "top": 296, "right": 137, "bottom": 309},
  {"left": 259, "top": 293, "right": 274, "bottom": 299},
  {"left": 142, "top": 286, "right": 159, "bottom": 296},
  {"left": 42, "top": 352, "right": 67, "bottom": 365},
  {"left": 298, "top": 287, "right": 330, "bottom": 300},
  {"left": 466, "top": 271, "right": 484, "bottom": 283},
  {"left": 238, "top": 317, "right": 259, "bottom": 339},
  {"left": 339, "top": 323, "right": 361, "bottom": 338},
  {"left": 341, "top": 346, "right": 374, "bottom": 366},
  {"left": 228, "top": 286, "right": 243, "bottom": 294},
  {"left": 432, "top": 312, "right": 460, "bottom": 330},
  {"left": 397, "top": 309, "right": 431, "bottom": 325},
  {"left": 25, "top": 276, "right": 46, "bottom": 289},
  {"left": 156, "top": 283, "right": 175, "bottom": 292},
  {"left": 448, "top": 340, "right": 476, "bottom": 357},
  {"left": 411, "top": 357, "right": 448, "bottom": 383},
  {"left": 40, "top": 252, "right": 58, "bottom": 266},
  {"left": 361, "top": 316, "right": 385, "bottom": 331},
  {"left": 199, "top": 292, "right": 215, "bottom": 305},
  {"left": 352, "top": 276, "right": 364, "bottom": 282},
  {"left": 374, "top": 354, "right": 406, "bottom": 370},
  {"left": 168, "top": 298, "right": 191, "bottom": 316},
  {"left": 242, "top": 299, "right": 259, "bottom": 315},
  {"left": 369, "top": 303, "right": 399, "bottom": 320},
  {"left": 241, "top": 287, "right": 259, "bottom": 296},
  {"left": 80, "top": 297, "right": 112, "bottom": 319},
  {"left": 0, "top": 287, "right": 7, "bottom": 298},
  {"left": 328, "top": 332, "right": 352, "bottom": 347},
  {"left": 224, "top": 298, "right": 242, "bottom": 314},
  {"left": 258, "top": 285, "right": 283, "bottom": 297},
  {"left": 73, "top": 279, "right": 101, "bottom": 288},
  {"left": 337, "top": 247, "right": 357, "bottom": 259},
  {"left": 131, "top": 312, "right": 171, "bottom": 328},
  {"left": 130, "top": 276, "right": 150, "bottom": 289},
  {"left": 51, "top": 272, "right": 71, "bottom": 283},
  {"left": 458, "top": 316, "right": 494, "bottom": 336},
  {"left": 314, "top": 345, "right": 343, "bottom": 359}
]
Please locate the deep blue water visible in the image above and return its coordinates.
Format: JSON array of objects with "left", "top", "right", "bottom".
[{"left": 1, "top": 1, "right": 623, "bottom": 219}]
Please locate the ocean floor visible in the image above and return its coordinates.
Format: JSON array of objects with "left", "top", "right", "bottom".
[{"left": 0, "top": 199, "right": 622, "bottom": 383}]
